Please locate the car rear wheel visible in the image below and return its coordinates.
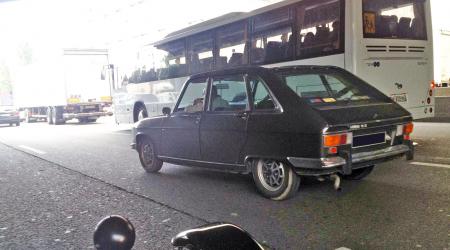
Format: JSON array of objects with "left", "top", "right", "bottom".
[
  {"left": 342, "top": 165, "right": 374, "bottom": 181},
  {"left": 138, "top": 137, "right": 163, "bottom": 173},
  {"left": 15, "top": 122, "right": 20, "bottom": 126},
  {"left": 252, "top": 159, "right": 300, "bottom": 201}
]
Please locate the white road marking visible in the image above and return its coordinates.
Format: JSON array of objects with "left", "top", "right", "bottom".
[
  {"left": 18, "top": 145, "right": 46, "bottom": 155},
  {"left": 410, "top": 162, "right": 450, "bottom": 169}
]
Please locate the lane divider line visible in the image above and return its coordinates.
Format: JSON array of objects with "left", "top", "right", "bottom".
[
  {"left": 410, "top": 162, "right": 450, "bottom": 169},
  {"left": 18, "top": 145, "right": 46, "bottom": 155}
]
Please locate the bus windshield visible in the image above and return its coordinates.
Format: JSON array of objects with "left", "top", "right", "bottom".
[
  {"left": 276, "top": 69, "right": 387, "bottom": 106},
  {"left": 363, "top": 0, "right": 427, "bottom": 40}
]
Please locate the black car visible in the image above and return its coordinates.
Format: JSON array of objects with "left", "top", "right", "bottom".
[
  {"left": 0, "top": 106, "right": 20, "bottom": 127},
  {"left": 131, "top": 66, "right": 414, "bottom": 200}
]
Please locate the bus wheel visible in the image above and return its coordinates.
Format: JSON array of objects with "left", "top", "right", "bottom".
[{"left": 135, "top": 104, "right": 148, "bottom": 122}]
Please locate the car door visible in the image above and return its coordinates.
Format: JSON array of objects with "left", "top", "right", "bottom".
[
  {"left": 244, "top": 74, "right": 286, "bottom": 158},
  {"left": 200, "top": 74, "right": 250, "bottom": 165},
  {"left": 160, "top": 77, "right": 208, "bottom": 160}
]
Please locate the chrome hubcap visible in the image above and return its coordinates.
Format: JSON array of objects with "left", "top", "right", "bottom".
[
  {"left": 258, "top": 160, "right": 285, "bottom": 191},
  {"left": 142, "top": 144, "right": 154, "bottom": 166}
]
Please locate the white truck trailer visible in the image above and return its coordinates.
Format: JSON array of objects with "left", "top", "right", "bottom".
[{"left": 13, "top": 49, "right": 113, "bottom": 124}]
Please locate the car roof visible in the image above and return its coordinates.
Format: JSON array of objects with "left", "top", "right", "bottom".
[{"left": 188, "top": 65, "right": 342, "bottom": 80}]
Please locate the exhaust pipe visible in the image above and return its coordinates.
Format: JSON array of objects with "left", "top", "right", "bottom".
[
  {"left": 316, "top": 175, "right": 342, "bottom": 191},
  {"left": 330, "top": 174, "right": 341, "bottom": 191}
]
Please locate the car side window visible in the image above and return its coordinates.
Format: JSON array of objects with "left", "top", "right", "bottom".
[
  {"left": 176, "top": 78, "right": 208, "bottom": 113},
  {"left": 249, "top": 76, "right": 276, "bottom": 111},
  {"left": 209, "top": 75, "right": 248, "bottom": 112}
]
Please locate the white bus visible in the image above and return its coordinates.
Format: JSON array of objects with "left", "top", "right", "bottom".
[{"left": 113, "top": 0, "right": 434, "bottom": 123}]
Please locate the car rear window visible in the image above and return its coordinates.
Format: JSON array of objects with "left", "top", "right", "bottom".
[{"left": 275, "top": 69, "right": 387, "bottom": 105}]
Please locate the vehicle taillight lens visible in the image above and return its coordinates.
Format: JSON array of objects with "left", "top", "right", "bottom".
[
  {"left": 403, "top": 123, "right": 414, "bottom": 135},
  {"left": 430, "top": 80, "right": 436, "bottom": 89},
  {"left": 403, "top": 123, "right": 414, "bottom": 140},
  {"left": 323, "top": 133, "right": 352, "bottom": 147}
]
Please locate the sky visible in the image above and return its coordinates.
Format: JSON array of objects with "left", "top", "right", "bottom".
[{"left": 0, "top": 0, "right": 281, "bottom": 65}]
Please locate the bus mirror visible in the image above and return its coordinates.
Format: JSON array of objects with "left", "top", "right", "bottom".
[{"left": 162, "top": 107, "right": 171, "bottom": 116}]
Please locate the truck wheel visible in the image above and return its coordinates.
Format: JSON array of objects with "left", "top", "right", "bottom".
[
  {"left": 47, "top": 107, "right": 54, "bottom": 125},
  {"left": 342, "top": 165, "right": 374, "bottom": 181},
  {"left": 86, "top": 118, "right": 97, "bottom": 123},
  {"left": 138, "top": 137, "right": 163, "bottom": 173},
  {"left": 252, "top": 159, "right": 300, "bottom": 201},
  {"left": 16, "top": 122, "right": 20, "bottom": 126},
  {"left": 53, "top": 107, "right": 64, "bottom": 125}
]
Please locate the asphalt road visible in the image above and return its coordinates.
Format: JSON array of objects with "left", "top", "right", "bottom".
[{"left": 0, "top": 117, "right": 449, "bottom": 250}]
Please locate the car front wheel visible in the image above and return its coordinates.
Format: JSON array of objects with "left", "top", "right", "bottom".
[
  {"left": 138, "top": 137, "right": 163, "bottom": 173},
  {"left": 252, "top": 159, "right": 300, "bottom": 201}
]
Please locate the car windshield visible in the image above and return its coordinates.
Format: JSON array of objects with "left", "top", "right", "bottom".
[
  {"left": 275, "top": 69, "right": 387, "bottom": 105},
  {"left": 0, "top": 106, "right": 15, "bottom": 112}
]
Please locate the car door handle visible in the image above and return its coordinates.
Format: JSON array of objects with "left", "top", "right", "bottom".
[{"left": 234, "top": 112, "right": 248, "bottom": 120}]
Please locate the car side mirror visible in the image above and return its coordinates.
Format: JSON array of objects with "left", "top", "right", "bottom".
[
  {"left": 162, "top": 107, "right": 171, "bottom": 116},
  {"left": 93, "top": 215, "right": 135, "bottom": 250}
]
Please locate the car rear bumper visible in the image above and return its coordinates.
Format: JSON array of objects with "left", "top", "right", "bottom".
[
  {"left": 0, "top": 117, "right": 20, "bottom": 124},
  {"left": 287, "top": 143, "right": 413, "bottom": 176}
]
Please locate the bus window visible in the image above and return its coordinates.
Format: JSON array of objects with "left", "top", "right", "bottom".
[
  {"left": 253, "top": 7, "right": 292, "bottom": 33},
  {"left": 154, "top": 40, "right": 187, "bottom": 80},
  {"left": 217, "top": 22, "right": 248, "bottom": 69},
  {"left": 251, "top": 27, "right": 293, "bottom": 64},
  {"left": 363, "top": 0, "right": 427, "bottom": 40},
  {"left": 297, "top": 0, "right": 342, "bottom": 59},
  {"left": 250, "top": 7, "right": 293, "bottom": 65},
  {"left": 189, "top": 33, "right": 214, "bottom": 74}
]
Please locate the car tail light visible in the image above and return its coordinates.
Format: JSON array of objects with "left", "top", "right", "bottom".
[
  {"left": 430, "top": 80, "right": 436, "bottom": 90},
  {"left": 323, "top": 132, "right": 352, "bottom": 148},
  {"left": 403, "top": 123, "right": 414, "bottom": 140}
]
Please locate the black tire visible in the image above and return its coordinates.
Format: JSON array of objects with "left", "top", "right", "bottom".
[
  {"left": 342, "top": 165, "right": 374, "bottom": 181},
  {"left": 251, "top": 159, "right": 300, "bottom": 201},
  {"left": 53, "top": 107, "right": 64, "bottom": 125},
  {"left": 47, "top": 107, "right": 54, "bottom": 125},
  {"left": 134, "top": 104, "right": 148, "bottom": 122},
  {"left": 138, "top": 137, "right": 163, "bottom": 173},
  {"left": 9, "top": 123, "right": 12, "bottom": 127},
  {"left": 15, "top": 122, "right": 20, "bottom": 126},
  {"left": 86, "top": 118, "right": 97, "bottom": 123}
]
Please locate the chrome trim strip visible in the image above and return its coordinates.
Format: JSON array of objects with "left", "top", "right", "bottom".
[
  {"left": 158, "top": 156, "right": 245, "bottom": 167},
  {"left": 288, "top": 145, "right": 409, "bottom": 169},
  {"left": 352, "top": 145, "right": 409, "bottom": 164},
  {"left": 328, "top": 116, "right": 411, "bottom": 129}
]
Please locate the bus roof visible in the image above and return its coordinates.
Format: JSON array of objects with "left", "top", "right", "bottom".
[{"left": 152, "top": 0, "right": 302, "bottom": 47}]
